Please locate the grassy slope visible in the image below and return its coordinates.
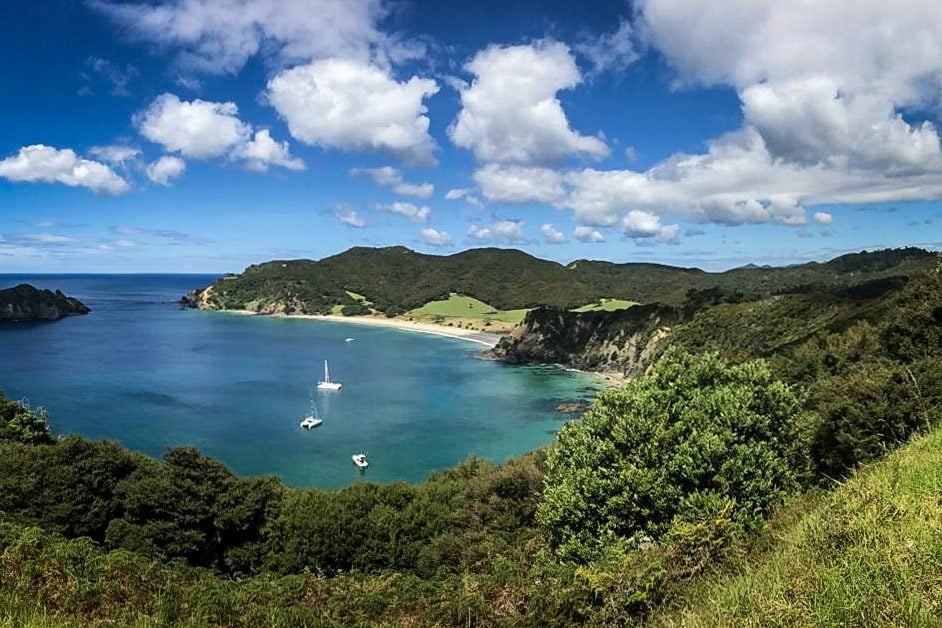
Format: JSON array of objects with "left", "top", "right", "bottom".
[
  {"left": 572, "top": 298, "right": 637, "bottom": 313},
  {"left": 405, "top": 293, "right": 530, "bottom": 331},
  {"left": 652, "top": 426, "right": 942, "bottom": 626}
]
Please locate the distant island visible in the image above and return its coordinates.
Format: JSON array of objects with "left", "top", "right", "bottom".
[
  {"left": 0, "top": 284, "right": 90, "bottom": 322},
  {"left": 182, "top": 246, "right": 937, "bottom": 376}
]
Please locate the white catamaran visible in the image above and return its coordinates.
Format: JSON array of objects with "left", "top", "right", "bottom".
[
  {"left": 316, "top": 359, "right": 342, "bottom": 391},
  {"left": 299, "top": 388, "right": 323, "bottom": 429}
]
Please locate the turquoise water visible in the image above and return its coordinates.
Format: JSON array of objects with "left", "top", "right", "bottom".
[{"left": 0, "top": 275, "right": 599, "bottom": 488}]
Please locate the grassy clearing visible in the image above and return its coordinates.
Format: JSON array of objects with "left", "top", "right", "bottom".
[
  {"left": 405, "top": 293, "right": 529, "bottom": 332},
  {"left": 572, "top": 298, "right": 637, "bottom": 313},
  {"left": 651, "top": 426, "right": 942, "bottom": 626}
]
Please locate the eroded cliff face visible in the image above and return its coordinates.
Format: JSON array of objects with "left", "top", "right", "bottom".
[
  {"left": 489, "top": 304, "right": 678, "bottom": 376},
  {"left": 0, "top": 284, "right": 91, "bottom": 322}
]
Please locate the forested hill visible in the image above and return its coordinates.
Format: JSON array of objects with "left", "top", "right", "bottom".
[{"left": 182, "top": 246, "right": 937, "bottom": 315}]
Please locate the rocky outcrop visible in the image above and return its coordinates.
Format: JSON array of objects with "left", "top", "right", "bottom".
[
  {"left": 0, "top": 284, "right": 90, "bottom": 322},
  {"left": 180, "top": 284, "right": 218, "bottom": 310},
  {"left": 489, "top": 304, "right": 679, "bottom": 377}
]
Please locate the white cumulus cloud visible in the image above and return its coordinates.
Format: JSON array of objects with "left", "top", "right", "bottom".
[
  {"left": 332, "top": 205, "right": 367, "bottom": 228},
  {"left": 146, "top": 155, "right": 187, "bottom": 186},
  {"left": 267, "top": 58, "right": 439, "bottom": 165},
  {"left": 444, "top": 188, "right": 484, "bottom": 208},
  {"left": 135, "top": 93, "right": 250, "bottom": 159},
  {"left": 90, "top": 0, "right": 409, "bottom": 75},
  {"left": 350, "top": 166, "right": 433, "bottom": 197},
  {"left": 467, "top": 220, "right": 527, "bottom": 244},
  {"left": 230, "top": 129, "right": 305, "bottom": 172},
  {"left": 0, "top": 145, "right": 130, "bottom": 195},
  {"left": 573, "top": 226, "right": 606, "bottom": 243},
  {"left": 420, "top": 227, "right": 453, "bottom": 247},
  {"left": 474, "top": 164, "right": 565, "bottom": 204},
  {"left": 540, "top": 223, "right": 567, "bottom": 244},
  {"left": 377, "top": 201, "right": 431, "bottom": 223},
  {"left": 814, "top": 211, "right": 834, "bottom": 225},
  {"left": 450, "top": 41, "right": 609, "bottom": 164}
]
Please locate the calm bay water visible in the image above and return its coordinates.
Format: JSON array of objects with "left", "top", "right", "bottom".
[{"left": 0, "top": 274, "right": 598, "bottom": 488}]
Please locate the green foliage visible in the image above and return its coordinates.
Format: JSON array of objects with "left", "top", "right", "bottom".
[
  {"left": 0, "top": 395, "right": 53, "bottom": 445},
  {"left": 195, "top": 245, "right": 936, "bottom": 315},
  {"left": 540, "top": 353, "right": 805, "bottom": 562},
  {"left": 340, "top": 301, "right": 369, "bottom": 316},
  {"left": 105, "top": 447, "right": 282, "bottom": 574}
]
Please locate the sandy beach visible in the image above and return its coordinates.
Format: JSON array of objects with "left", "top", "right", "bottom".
[{"left": 222, "top": 309, "right": 503, "bottom": 347}]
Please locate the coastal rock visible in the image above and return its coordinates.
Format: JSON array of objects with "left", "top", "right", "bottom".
[
  {"left": 555, "top": 401, "right": 590, "bottom": 413},
  {"left": 0, "top": 284, "right": 90, "bottom": 322},
  {"left": 489, "top": 304, "right": 677, "bottom": 377}
]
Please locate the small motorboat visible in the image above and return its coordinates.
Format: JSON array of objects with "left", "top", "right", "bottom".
[
  {"left": 352, "top": 453, "right": 369, "bottom": 469},
  {"left": 344, "top": 337, "right": 355, "bottom": 342}
]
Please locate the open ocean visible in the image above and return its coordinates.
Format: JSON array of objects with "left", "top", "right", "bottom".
[{"left": 0, "top": 274, "right": 599, "bottom": 488}]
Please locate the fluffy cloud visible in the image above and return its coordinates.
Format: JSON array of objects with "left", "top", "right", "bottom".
[
  {"left": 377, "top": 201, "right": 431, "bottom": 223},
  {"left": 136, "top": 94, "right": 303, "bottom": 172},
  {"left": 230, "top": 129, "right": 305, "bottom": 172},
  {"left": 614, "top": 0, "right": 942, "bottom": 217},
  {"left": 146, "top": 156, "right": 187, "bottom": 186},
  {"left": 420, "top": 227, "right": 453, "bottom": 247},
  {"left": 467, "top": 220, "right": 526, "bottom": 244},
  {"left": 267, "top": 58, "right": 439, "bottom": 165},
  {"left": 444, "top": 188, "right": 484, "bottom": 208},
  {"left": 450, "top": 41, "right": 609, "bottom": 164},
  {"left": 814, "top": 211, "right": 834, "bottom": 225},
  {"left": 136, "top": 93, "right": 250, "bottom": 158},
  {"left": 90, "top": 0, "right": 408, "bottom": 75},
  {"left": 0, "top": 145, "right": 129, "bottom": 195},
  {"left": 332, "top": 205, "right": 367, "bottom": 228},
  {"left": 474, "top": 164, "right": 565, "bottom": 204},
  {"left": 350, "top": 166, "right": 433, "bottom": 197},
  {"left": 516, "top": 1, "right": 942, "bottom": 237},
  {"left": 621, "top": 210, "right": 678, "bottom": 241},
  {"left": 573, "top": 226, "right": 606, "bottom": 243},
  {"left": 88, "top": 144, "right": 141, "bottom": 165},
  {"left": 540, "top": 223, "right": 566, "bottom": 244}
]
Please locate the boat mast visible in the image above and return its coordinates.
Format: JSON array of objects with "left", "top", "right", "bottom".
[{"left": 324, "top": 359, "right": 330, "bottom": 383}]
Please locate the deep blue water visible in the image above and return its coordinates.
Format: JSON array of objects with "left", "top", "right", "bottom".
[{"left": 0, "top": 275, "right": 599, "bottom": 488}]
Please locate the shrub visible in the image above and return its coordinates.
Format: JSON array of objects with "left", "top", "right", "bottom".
[{"left": 539, "top": 352, "right": 806, "bottom": 562}]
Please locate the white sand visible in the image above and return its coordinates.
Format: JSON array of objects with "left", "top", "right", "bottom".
[{"left": 222, "top": 310, "right": 503, "bottom": 347}]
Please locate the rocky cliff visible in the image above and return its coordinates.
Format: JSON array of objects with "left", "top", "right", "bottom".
[
  {"left": 0, "top": 284, "right": 90, "bottom": 322},
  {"left": 489, "top": 304, "right": 679, "bottom": 376}
]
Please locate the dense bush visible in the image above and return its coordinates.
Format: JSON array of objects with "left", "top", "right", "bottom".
[
  {"left": 340, "top": 302, "right": 369, "bottom": 316},
  {"left": 539, "top": 353, "right": 806, "bottom": 562}
]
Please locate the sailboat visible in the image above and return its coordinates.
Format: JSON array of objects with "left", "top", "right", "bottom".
[
  {"left": 299, "top": 388, "right": 323, "bottom": 429},
  {"left": 317, "top": 360, "right": 342, "bottom": 391}
]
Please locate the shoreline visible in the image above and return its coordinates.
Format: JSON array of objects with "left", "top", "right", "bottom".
[{"left": 216, "top": 309, "right": 503, "bottom": 347}]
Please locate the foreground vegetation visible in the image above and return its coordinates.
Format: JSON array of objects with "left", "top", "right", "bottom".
[{"left": 2, "top": 254, "right": 941, "bottom": 625}]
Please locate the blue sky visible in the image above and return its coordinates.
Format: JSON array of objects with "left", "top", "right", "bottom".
[{"left": 1, "top": 0, "right": 940, "bottom": 273}]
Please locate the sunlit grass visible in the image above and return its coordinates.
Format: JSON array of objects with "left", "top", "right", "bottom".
[
  {"left": 571, "top": 298, "right": 637, "bottom": 313},
  {"left": 652, "top": 427, "right": 942, "bottom": 626}
]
